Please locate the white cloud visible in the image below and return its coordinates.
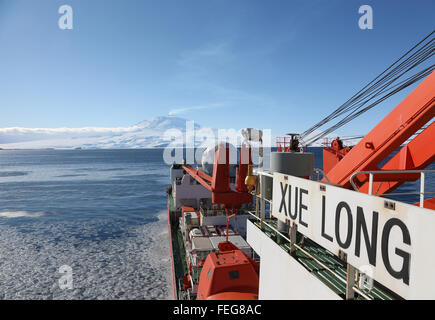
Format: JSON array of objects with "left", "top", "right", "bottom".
[
  {"left": 168, "top": 103, "right": 226, "bottom": 116},
  {"left": 0, "top": 126, "right": 139, "bottom": 135},
  {"left": 0, "top": 117, "right": 177, "bottom": 148},
  {"left": 177, "top": 41, "right": 232, "bottom": 68}
]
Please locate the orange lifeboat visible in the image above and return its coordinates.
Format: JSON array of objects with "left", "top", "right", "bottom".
[{"left": 196, "top": 241, "right": 259, "bottom": 300}]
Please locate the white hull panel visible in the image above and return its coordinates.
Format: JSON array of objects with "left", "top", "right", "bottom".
[{"left": 247, "top": 219, "right": 341, "bottom": 300}]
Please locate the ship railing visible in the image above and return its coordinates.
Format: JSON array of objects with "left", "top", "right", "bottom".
[
  {"left": 349, "top": 169, "right": 435, "bottom": 208},
  {"left": 250, "top": 169, "right": 399, "bottom": 299},
  {"left": 252, "top": 169, "right": 328, "bottom": 217},
  {"left": 199, "top": 207, "right": 227, "bottom": 217},
  {"left": 250, "top": 170, "right": 273, "bottom": 225},
  {"left": 254, "top": 168, "right": 331, "bottom": 183},
  {"left": 313, "top": 168, "right": 331, "bottom": 183},
  {"left": 246, "top": 210, "right": 373, "bottom": 300},
  {"left": 276, "top": 136, "right": 291, "bottom": 152}
]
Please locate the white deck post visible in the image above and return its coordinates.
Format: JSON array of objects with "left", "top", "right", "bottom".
[
  {"left": 346, "top": 264, "right": 356, "bottom": 300},
  {"left": 420, "top": 172, "right": 425, "bottom": 208}
]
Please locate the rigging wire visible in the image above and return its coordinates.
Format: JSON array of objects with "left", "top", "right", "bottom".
[
  {"left": 300, "top": 30, "right": 435, "bottom": 146},
  {"left": 301, "top": 31, "right": 434, "bottom": 138},
  {"left": 304, "top": 66, "right": 434, "bottom": 145}
]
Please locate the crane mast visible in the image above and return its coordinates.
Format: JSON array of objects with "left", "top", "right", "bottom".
[{"left": 323, "top": 71, "right": 435, "bottom": 208}]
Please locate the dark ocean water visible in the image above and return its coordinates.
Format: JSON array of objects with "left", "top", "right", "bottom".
[
  {"left": 0, "top": 149, "right": 168, "bottom": 224},
  {"left": 0, "top": 147, "right": 432, "bottom": 299},
  {"left": 0, "top": 149, "right": 172, "bottom": 299}
]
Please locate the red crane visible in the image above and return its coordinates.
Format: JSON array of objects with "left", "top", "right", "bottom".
[
  {"left": 182, "top": 143, "right": 253, "bottom": 211},
  {"left": 323, "top": 71, "right": 435, "bottom": 208},
  {"left": 182, "top": 143, "right": 258, "bottom": 300}
]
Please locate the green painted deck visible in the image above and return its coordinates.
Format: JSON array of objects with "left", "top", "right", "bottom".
[
  {"left": 252, "top": 218, "right": 400, "bottom": 300},
  {"left": 168, "top": 192, "right": 175, "bottom": 212},
  {"left": 168, "top": 193, "right": 188, "bottom": 298}
]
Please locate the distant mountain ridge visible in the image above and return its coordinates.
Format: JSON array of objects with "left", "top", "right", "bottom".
[
  {"left": 0, "top": 116, "right": 359, "bottom": 149},
  {"left": 0, "top": 116, "right": 207, "bottom": 149}
]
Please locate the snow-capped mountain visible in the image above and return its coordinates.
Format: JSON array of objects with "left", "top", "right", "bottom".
[
  {"left": 0, "top": 116, "right": 216, "bottom": 149},
  {"left": 0, "top": 116, "right": 358, "bottom": 150}
]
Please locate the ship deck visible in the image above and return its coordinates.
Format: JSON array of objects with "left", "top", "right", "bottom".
[
  {"left": 169, "top": 192, "right": 205, "bottom": 298},
  {"left": 168, "top": 193, "right": 188, "bottom": 298},
  {"left": 250, "top": 217, "right": 400, "bottom": 300},
  {"left": 169, "top": 190, "right": 399, "bottom": 300}
]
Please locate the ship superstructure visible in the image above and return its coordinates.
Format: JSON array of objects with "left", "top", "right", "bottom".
[
  {"left": 167, "top": 151, "right": 258, "bottom": 300},
  {"left": 166, "top": 33, "right": 435, "bottom": 300}
]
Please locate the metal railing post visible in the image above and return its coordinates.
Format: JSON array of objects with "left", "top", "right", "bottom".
[
  {"left": 313, "top": 168, "right": 331, "bottom": 183},
  {"left": 420, "top": 171, "right": 425, "bottom": 208},
  {"left": 260, "top": 173, "right": 266, "bottom": 222},
  {"left": 368, "top": 173, "right": 373, "bottom": 195},
  {"left": 289, "top": 222, "right": 297, "bottom": 254},
  {"left": 349, "top": 169, "right": 434, "bottom": 201},
  {"left": 346, "top": 264, "right": 356, "bottom": 300}
]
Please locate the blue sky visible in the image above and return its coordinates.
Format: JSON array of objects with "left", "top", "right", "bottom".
[{"left": 0, "top": 0, "right": 434, "bottom": 136}]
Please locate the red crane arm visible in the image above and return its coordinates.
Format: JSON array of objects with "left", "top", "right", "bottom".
[
  {"left": 182, "top": 143, "right": 253, "bottom": 209},
  {"left": 358, "top": 121, "right": 435, "bottom": 194},
  {"left": 324, "top": 71, "right": 435, "bottom": 191},
  {"left": 181, "top": 165, "right": 212, "bottom": 191}
]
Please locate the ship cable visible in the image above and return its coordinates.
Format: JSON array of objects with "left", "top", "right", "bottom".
[
  {"left": 304, "top": 66, "right": 434, "bottom": 145},
  {"left": 300, "top": 30, "right": 434, "bottom": 142},
  {"left": 300, "top": 30, "right": 435, "bottom": 146}
]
